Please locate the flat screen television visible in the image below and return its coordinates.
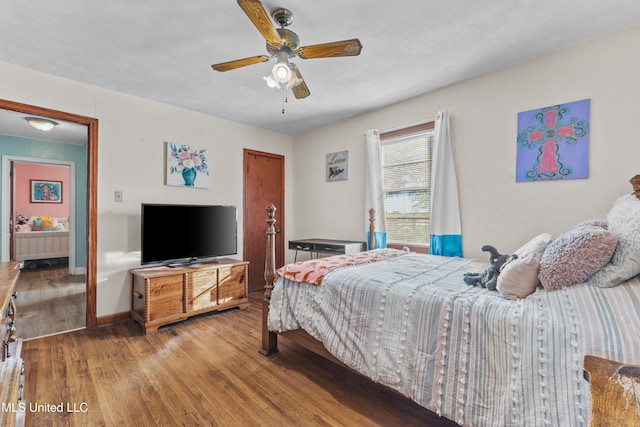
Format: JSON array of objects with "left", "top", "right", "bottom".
[{"left": 141, "top": 203, "right": 237, "bottom": 266}]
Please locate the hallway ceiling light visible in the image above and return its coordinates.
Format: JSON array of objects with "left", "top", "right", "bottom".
[{"left": 25, "top": 117, "right": 58, "bottom": 131}]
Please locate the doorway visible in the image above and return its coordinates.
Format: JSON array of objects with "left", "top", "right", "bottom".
[
  {"left": 243, "top": 149, "right": 284, "bottom": 292},
  {"left": 0, "top": 99, "right": 98, "bottom": 329},
  {"left": 6, "top": 159, "right": 75, "bottom": 273}
]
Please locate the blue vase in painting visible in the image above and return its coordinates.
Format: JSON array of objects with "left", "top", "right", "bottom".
[{"left": 182, "top": 167, "right": 196, "bottom": 186}]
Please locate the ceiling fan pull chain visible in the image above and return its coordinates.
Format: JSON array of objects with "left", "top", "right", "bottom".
[{"left": 282, "top": 87, "right": 287, "bottom": 114}]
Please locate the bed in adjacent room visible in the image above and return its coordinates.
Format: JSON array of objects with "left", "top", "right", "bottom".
[
  {"left": 14, "top": 216, "right": 69, "bottom": 262},
  {"left": 260, "top": 191, "right": 640, "bottom": 426}
]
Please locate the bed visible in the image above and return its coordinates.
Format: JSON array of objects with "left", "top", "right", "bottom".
[
  {"left": 260, "top": 193, "right": 640, "bottom": 426},
  {"left": 14, "top": 216, "right": 69, "bottom": 262}
]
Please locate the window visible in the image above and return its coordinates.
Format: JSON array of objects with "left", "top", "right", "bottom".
[{"left": 380, "top": 121, "right": 434, "bottom": 247}]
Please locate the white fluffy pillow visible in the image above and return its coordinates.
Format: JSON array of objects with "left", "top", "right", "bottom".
[
  {"left": 497, "top": 253, "right": 541, "bottom": 300},
  {"left": 514, "top": 233, "right": 553, "bottom": 258},
  {"left": 588, "top": 194, "right": 640, "bottom": 287},
  {"left": 539, "top": 222, "right": 617, "bottom": 290}
]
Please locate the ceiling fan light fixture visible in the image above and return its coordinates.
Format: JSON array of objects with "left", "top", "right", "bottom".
[
  {"left": 25, "top": 117, "right": 58, "bottom": 131},
  {"left": 271, "top": 50, "right": 292, "bottom": 83},
  {"left": 273, "top": 63, "right": 291, "bottom": 81},
  {"left": 263, "top": 74, "right": 280, "bottom": 89},
  {"left": 285, "top": 70, "right": 303, "bottom": 89}
]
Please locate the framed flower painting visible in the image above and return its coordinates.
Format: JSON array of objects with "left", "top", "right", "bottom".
[{"left": 165, "top": 142, "right": 210, "bottom": 188}]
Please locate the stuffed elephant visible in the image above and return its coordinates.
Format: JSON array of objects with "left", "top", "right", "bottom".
[{"left": 463, "top": 245, "right": 517, "bottom": 291}]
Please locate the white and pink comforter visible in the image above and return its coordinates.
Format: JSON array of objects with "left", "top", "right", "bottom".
[{"left": 268, "top": 250, "right": 640, "bottom": 426}]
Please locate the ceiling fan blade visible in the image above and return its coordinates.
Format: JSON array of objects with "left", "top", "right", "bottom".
[
  {"left": 289, "top": 63, "right": 310, "bottom": 99},
  {"left": 211, "top": 55, "right": 270, "bottom": 72},
  {"left": 237, "top": 0, "right": 282, "bottom": 45},
  {"left": 297, "top": 39, "right": 363, "bottom": 59}
]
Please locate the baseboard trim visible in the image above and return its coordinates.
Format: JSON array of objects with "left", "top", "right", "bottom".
[
  {"left": 97, "top": 311, "right": 130, "bottom": 327},
  {"left": 73, "top": 266, "right": 87, "bottom": 275}
]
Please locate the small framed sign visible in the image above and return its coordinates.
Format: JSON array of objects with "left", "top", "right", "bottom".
[{"left": 326, "top": 150, "right": 348, "bottom": 182}]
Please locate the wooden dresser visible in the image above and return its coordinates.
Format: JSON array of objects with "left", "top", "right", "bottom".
[
  {"left": 0, "top": 262, "right": 24, "bottom": 427},
  {"left": 131, "top": 259, "right": 249, "bottom": 334}
]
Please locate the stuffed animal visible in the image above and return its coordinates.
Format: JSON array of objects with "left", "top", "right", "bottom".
[
  {"left": 15, "top": 213, "right": 32, "bottom": 232},
  {"left": 463, "top": 245, "right": 517, "bottom": 291},
  {"left": 16, "top": 213, "right": 28, "bottom": 225}
]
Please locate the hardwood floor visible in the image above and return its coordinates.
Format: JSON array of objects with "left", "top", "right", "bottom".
[
  {"left": 21, "top": 291, "right": 458, "bottom": 427},
  {"left": 15, "top": 266, "right": 86, "bottom": 340}
]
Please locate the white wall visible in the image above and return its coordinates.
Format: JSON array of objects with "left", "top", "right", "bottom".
[
  {"left": 291, "top": 25, "right": 640, "bottom": 260},
  {"left": 0, "top": 62, "right": 293, "bottom": 317},
  {"left": 3, "top": 23, "right": 640, "bottom": 316}
]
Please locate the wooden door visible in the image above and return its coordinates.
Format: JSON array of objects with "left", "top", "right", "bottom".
[
  {"left": 9, "top": 161, "right": 15, "bottom": 261},
  {"left": 243, "top": 150, "right": 284, "bottom": 291}
]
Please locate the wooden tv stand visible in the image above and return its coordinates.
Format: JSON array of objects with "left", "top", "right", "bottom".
[{"left": 130, "top": 259, "right": 249, "bottom": 334}]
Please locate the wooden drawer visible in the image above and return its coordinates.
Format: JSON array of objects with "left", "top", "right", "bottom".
[
  {"left": 187, "top": 269, "right": 218, "bottom": 312},
  {"left": 218, "top": 264, "right": 248, "bottom": 305},
  {"left": 145, "top": 275, "right": 185, "bottom": 321}
]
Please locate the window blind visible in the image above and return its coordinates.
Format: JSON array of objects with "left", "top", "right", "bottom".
[{"left": 380, "top": 122, "right": 434, "bottom": 245}]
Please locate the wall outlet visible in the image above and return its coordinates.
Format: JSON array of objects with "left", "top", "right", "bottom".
[{"left": 114, "top": 191, "right": 123, "bottom": 202}]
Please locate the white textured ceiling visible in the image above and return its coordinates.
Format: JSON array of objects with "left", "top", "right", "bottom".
[{"left": 1, "top": 0, "right": 640, "bottom": 138}]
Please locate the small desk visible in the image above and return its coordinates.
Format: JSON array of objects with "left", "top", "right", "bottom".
[{"left": 289, "top": 238, "right": 366, "bottom": 261}]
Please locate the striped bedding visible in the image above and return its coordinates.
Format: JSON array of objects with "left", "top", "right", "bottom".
[{"left": 267, "top": 250, "right": 640, "bottom": 427}]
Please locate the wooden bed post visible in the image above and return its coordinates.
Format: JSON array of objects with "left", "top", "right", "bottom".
[
  {"left": 584, "top": 355, "right": 640, "bottom": 425},
  {"left": 368, "top": 208, "right": 376, "bottom": 250},
  {"left": 260, "top": 204, "right": 279, "bottom": 356}
]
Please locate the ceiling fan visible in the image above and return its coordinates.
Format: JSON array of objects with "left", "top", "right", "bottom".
[{"left": 211, "top": 0, "right": 363, "bottom": 100}]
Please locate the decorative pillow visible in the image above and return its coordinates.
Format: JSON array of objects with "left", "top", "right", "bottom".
[
  {"left": 539, "top": 223, "right": 617, "bottom": 290},
  {"left": 514, "top": 233, "right": 553, "bottom": 258},
  {"left": 575, "top": 218, "right": 608, "bottom": 229},
  {"left": 497, "top": 253, "right": 541, "bottom": 300},
  {"left": 52, "top": 221, "right": 65, "bottom": 231},
  {"left": 31, "top": 218, "right": 43, "bottom": 231},
  {"left": 40, "top": 216, "right": 54, "bottom": 230},
  {"left": 588, "top": 194, "right": 640, "bottom": 288}
]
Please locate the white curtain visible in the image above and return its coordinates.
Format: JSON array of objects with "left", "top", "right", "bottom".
[
  {"left": 365, "top": 130, "right": 387, "bottom": 249},
  {"left": 429, "top": 109, "right": 462, "bottom": 257}
]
